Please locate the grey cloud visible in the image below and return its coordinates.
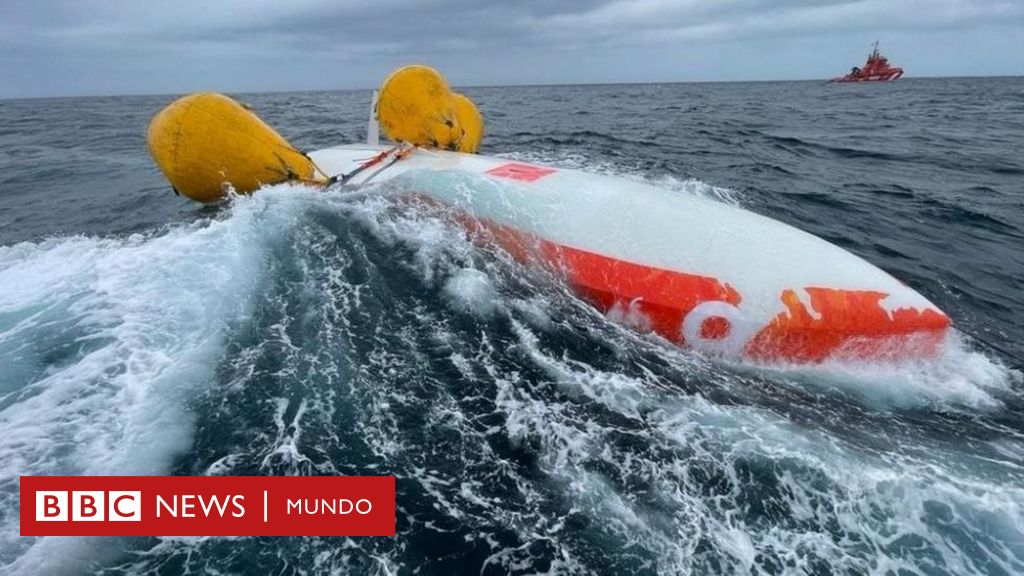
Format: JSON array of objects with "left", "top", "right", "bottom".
[{"left": 1, "top": 0, "right": 1021, "bottom": 97}]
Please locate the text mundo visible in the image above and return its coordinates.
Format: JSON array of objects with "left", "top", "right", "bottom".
[{"left": 21, "top": 476, "right": 396, "bottom": 536}]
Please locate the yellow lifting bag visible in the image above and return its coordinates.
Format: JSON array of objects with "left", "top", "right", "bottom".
[
  {"left": 453, "top": 92, "right": 484, "bottom": 153},
  {"left": 376, "top": 65, "right": 463, "bottom": 151},
  {"left": 148, "top": 92, "right": 321, "bottom": 203}
]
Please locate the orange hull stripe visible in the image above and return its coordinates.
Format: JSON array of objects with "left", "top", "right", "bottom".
[{"left": 422, "top": 196, "right": 950, "bottom": 362}]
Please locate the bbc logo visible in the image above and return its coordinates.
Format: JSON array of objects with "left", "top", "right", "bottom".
[{"left": 35, "top": 491, "right": 141, "bottom": 522}]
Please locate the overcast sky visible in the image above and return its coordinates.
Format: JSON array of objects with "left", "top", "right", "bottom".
[{"left": 1, "top": 0, "right": 1022, "bottom": 98}]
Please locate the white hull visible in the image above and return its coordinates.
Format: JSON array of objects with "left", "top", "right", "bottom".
[{"left": 309, "top": 145, "right": 949, "bottom": 362}]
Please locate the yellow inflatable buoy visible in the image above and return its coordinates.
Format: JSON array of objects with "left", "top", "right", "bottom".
[
  {"left": 452, "top": 93, "right": 484, "bottom": 153},
  {"left": 376, "top": 65, "right": 462, "bottom": 151},
  {"left": 147, "top": 92, "right": 322, "bottom": 203}
]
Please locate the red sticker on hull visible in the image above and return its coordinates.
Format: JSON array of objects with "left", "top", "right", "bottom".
[{"left": 485, "top": 162, "right": 556, "bottom": 182}]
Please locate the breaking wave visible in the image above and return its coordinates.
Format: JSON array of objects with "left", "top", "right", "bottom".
[{"left": 1, "top": 178, "right": 1020, "bottom": 574}]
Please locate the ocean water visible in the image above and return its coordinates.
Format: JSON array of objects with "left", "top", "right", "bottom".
[{"left": 0, "top": 78, "right": 1023, "bottom": 575}]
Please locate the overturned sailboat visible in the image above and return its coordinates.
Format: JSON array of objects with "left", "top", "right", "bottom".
[{"left": 147, "top": 66, "right": 948, "bottom": 364}]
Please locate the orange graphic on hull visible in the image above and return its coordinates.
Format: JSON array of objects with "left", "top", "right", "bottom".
[
  {"left": 745, "top": 288, "right": 950, "bottom": 362},
  {"left": 404, "top": 194, "right": 949, "bottom": 363},
  {"left": 438, "top": 202, "right": 741, "bottom": 343},
  {"left": 548, "top": 244, "right": 741, "bottom": 344}
]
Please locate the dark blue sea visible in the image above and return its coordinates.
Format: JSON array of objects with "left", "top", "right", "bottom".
[{"left": 1, "top": 78, "right": 1023, "bottom": 575}]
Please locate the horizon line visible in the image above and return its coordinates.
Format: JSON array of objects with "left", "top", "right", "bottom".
[{"left": 2, "top": 74, "right": 1021, "bottom": 102}]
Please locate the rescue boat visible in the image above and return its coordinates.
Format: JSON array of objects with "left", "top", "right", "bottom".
[
  {"left": 146, "top": 67, "right": 949, "bottom": 364},
  {"left": 831, "top": 42, "right": 904, "bottom": 83}
]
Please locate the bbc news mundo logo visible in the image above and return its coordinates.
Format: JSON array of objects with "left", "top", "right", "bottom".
[{"left": 21, "top": 476, "right": 395, "bottom": 537}]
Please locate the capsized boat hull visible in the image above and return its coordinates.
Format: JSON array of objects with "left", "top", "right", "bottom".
[{"left": 309, "top": 145, "right": 949, "bottom": 363}]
